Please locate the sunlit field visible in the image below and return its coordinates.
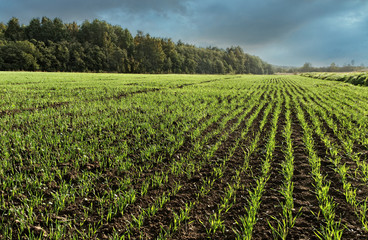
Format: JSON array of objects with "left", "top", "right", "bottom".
[
  {"left": 300, "top": 72, "right": 368, "bottom": 86},
  {"left": 1, "top": 72, "right": 368, "bottom": 239}
]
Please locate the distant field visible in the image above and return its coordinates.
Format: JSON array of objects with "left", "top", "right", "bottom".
[
  {"left": 300, "top": 72, "right": 368, "bottom": 86},
  {"left": 1, "top": 72, "right": 368, "bottom": 239}
]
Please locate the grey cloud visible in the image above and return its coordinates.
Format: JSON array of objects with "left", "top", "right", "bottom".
[
  {"left": 254, "top": 5, "right": 368, "bottom": 66},
  {"left": 0, "top": 0, "right": 192, "bottom": 23},
  {"left": 188, "top": 0, "right": 364, "bottom": 46},
  {"left": 176, "top": 0, "right": 368, "bottom": 66}
]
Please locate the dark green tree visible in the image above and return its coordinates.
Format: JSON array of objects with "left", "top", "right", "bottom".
[
  {"left": 134, "top": 32, "right": 165, "bottom": 73},
  {"left": 4, "top": 17, "right": 24, "bottom": 41},
  {"left": 0, "top": 40, "right": 39, "bottom": 70},
  {"left": 0, "top": 16, "right": 274, "bottom": 74},
  {"left": 79, "top": 19, "right": 117, "bottom": 48},
  {"left": 65, "top": 22, "right": 79, "bottom": 40},
  {"left": 25, "top": 18, "right": 42, "bottom": 40},
  {"left": 68, "top": 42, "right": 86, "bottom": 72},
  {"left": 113, "top": 26, "right": 134, "bottom": 54},
  {"left": 0, "top": 23, "right": 6, "bottom": 40},
  {"left": 83, "top": 42, "right": 106, "bottom": 72}
]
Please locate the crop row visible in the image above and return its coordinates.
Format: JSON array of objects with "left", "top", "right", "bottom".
[{"left": 0, "top": 73, "right": 368, "bottom": 239}]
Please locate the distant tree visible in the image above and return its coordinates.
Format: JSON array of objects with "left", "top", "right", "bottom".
[
  {"left": 0, "top": 40, "right": 39, "bottom": 70},
  {"left": 83, "top": 42, "right": 106, "bottom": 72},
  {"left": 225, "top": 49, "right": 237, "bottom": 73},
  {"left": 295, "top": 61, "right": 364, "bottom": 73},
  {"left": 161, "top": 38, "right": 180, "bottom": 73},
  {"left": 31, "top": 39, "right": 70, "bottom": 72},
  {"left": 328, "top": 62, "right": 337, "bottom": 72},
  {"left": 214, "top": 59, "right": 225, "bottom": 74},
  {"left": 184, "top": 58, "right": 197, "bottom": 74},
  {"left": 109, "top": 46, "right": 128, "bottom": 73},
  {"left": 65, "top": 22, "right": 79, "bottom": 40},
  {"left": 79, "top": 19, "right": 117, "bottom": 48},
  {"left": 68, "top": 42, "right": 86, "bottom": 72},
  {"left": 300, "top": 62, "right": 313, "bottom": 72},
  {"left": 4, "top": 17, "right": 24, "bottom": 41},
  {"left": 0, "top": 23, "right": 7, "bottom": 40},
  {"left": 197, "top": 57, "right": 212, "bottom": 74},
  {"left": 52, "top": 18, "right": 68, "bottom": 42},
  {"left": 0, "top": 16, "right": 274, "bottom": 74},
  {"left": 31, "top": 40, "right": 53, "bottom": 71},
  {"left": 25, "top": 18, "right": 41, "bottom": 41},
  {"left": 113, "top": 26, "right": 134, "bottom": 54},
  {"left": 265, "top": 63, "right": 274, "bottom": 74},
  {"left": 226, "top": 46, "right": 246, "bottom": 73},
  {"left": 50, "top": 41, "right": 70, "bottom": 71},
  {"left": 35, "top": 17, "right": 68, "bottom": 43},
  {"left": 247, "top": 55, "right": 264, "bottom": 74},
  {"left": 134, "top": 32, "right": 165, "bottom": 73},
  {"left": 176, "top": 44, "right": 199, "bottom": 73},
  {"left": 40, "top": 17, "right": 55, "bottom": 42}
]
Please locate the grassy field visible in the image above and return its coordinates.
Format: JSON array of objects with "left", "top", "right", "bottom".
[
  {"left": 1, "top": 72, "right": 368, "bottom": 239},
  {"left": 300, "top": 72, "right": 368, "bottom": 86}
]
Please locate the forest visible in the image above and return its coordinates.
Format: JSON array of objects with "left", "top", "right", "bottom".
[{"left": 0, "top": 17, "right": 274, "bottom": 74}]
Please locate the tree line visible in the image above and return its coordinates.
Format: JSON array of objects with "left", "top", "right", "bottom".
[
  {"left": 0, "top": 17, "right": 274, "bottom": 74},
  {"left": 297, "top": 62, "right": 366, "bottom": 73},
  {"left": 275, "top": 62, "right": 366, "bottom": 73}
]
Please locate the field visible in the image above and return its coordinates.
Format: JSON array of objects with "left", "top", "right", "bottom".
[
  {"left": 300, "top": 72, "right": 368, "bottom": 86},
  {"left": 1, "top": 72, "right": 368, "bottom": 239}
]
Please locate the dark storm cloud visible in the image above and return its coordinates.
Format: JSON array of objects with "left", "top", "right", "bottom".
[
  {"left": 0, "top": 0, "right": 367, "bottom": 66},
  {"left": 183, "top": 0, "right": 368, "bottom": 66},
  {"left": 188, "top": 0, "right": 363, "bottom": 45},
  {"left": 282, "top": 10, "right": 368, "bottom": 66},
  {"left": 0, "top": 0, "right": 191, "bottom": 23}
]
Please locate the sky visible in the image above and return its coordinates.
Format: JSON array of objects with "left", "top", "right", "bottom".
[{"left": 0, "top": 0, "right": 367, "bottom": 67}]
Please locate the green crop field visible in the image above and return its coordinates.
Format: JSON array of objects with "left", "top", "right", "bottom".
[
  {"left": 300, "top": 72, "right": 368, "bottom": 86},
  {"left": 1, "top": 72, "right": 368, "bottom": 239}
]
